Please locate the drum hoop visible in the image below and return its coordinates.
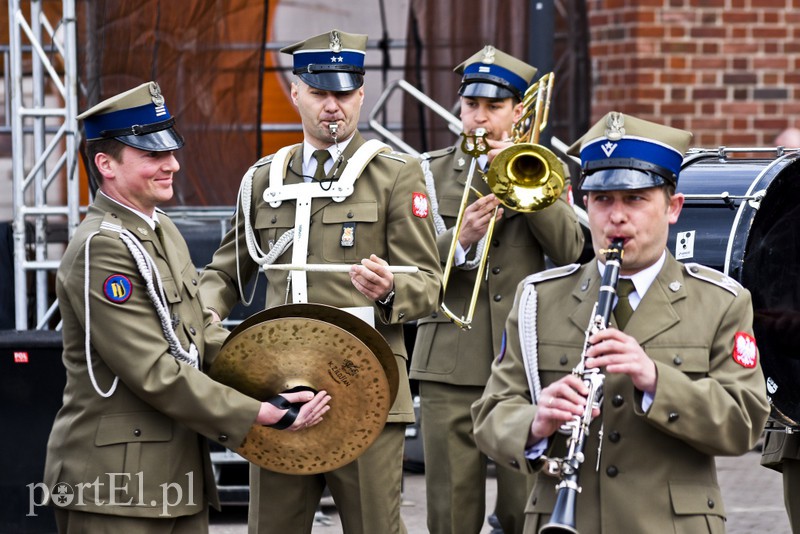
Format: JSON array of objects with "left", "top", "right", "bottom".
[{"left": 722, "top": 153, "right": 798, "bottom": 276}]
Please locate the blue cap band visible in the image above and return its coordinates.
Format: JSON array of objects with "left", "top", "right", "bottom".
[
  {"left": 292, "top": 49, "right": 365, "bottom": 73},
  {"left": 580, "top": 136, "right": 684, "bottom": 181},
  {"left": 462, "top": 62, "right": 529, "bottom": 97},
  {"left": 83, "top": 103, "right": 172, "bottom": 140}
]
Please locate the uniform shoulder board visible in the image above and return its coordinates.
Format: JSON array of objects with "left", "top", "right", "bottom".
[
  {"left": 252, "top": 154, "right": 274, "bottom": 168},
  {"left": 683, "top": 262, "right": 741, "bottom": 296},
  {"left": 377, "top": 151, "right": 408, "bottom": 163},
  {"left": 97, "top": 212, "right": 124, "bottom": 237},
  {"left": 521, "top": 263, "right": 580, "bottom": 286},
  {"left": 420, "top": 145, "right": 456, "bottom": 161}
]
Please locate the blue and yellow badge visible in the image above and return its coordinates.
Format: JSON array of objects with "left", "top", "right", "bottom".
[{"left": 103, "top": 274, "right": 132, "bottom": 303}]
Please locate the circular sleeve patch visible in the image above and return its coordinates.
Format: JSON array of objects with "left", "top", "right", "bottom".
[{"left": 103, "top": 274, "right": 133, "bottom": 304}]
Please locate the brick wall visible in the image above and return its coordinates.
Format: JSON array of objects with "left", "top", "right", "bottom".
[{"left": 587, "top": 0, "right": 800, "bottom": 148}]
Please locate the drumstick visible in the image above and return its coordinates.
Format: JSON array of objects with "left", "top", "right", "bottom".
[{"left": 262, "top": 264, "right": 419, "bottom": 273}]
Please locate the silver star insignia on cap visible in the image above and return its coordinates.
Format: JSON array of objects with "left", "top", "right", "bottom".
[
  {"left": 329, "top": 30, "right": 342, "bottom": 53},
  {"left": 458, "top": 157, "right": 466, "bottom": 167},
  {"left": 605, "top": 111, "right": 626, "bottom": 141},
  {"left": 669, "top": 281, "right": 682, "bottom": 292}
]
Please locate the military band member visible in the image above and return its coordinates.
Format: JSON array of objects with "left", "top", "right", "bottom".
[
  {"left": 44, "top": 82, "right": 330, "bottom": 534},
  {"left": 199, "top": 30, "right": 442, "bottom": 534},
  {"left": 471, "top": 112, "right": 770, "bottom": 533},
  {"left": 409, "top": 46, "right": 584, "bottom": 534}
]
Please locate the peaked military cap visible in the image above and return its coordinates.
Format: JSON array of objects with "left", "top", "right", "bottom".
[
  {"left": 281, "top": 29, "right": 368, "bottom": 92},
  {"left": 78, "top": 81, "right": 184, "bottom": 152},
  {"left": 454, "top": 45, "right": 538, "bottom": 101},
  {"left": 568, "top": 111, "right": 693, "bottom": 191}
]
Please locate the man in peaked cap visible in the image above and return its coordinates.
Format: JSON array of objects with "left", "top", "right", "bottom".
[
  {"left": 410, "top": 46, "right": 584, "bottom": 534},
  {"left": 471, "top": 112, "right": 769, "bottom": 533},
  {"left": 199, "top": 30, "right": 442, "bottom": 534},
  {"left": 44, "top": 81, "right": 329, "bottom": 533}
]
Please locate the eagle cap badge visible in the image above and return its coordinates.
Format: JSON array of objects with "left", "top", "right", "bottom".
[
  {"left": 481, "top": 45, "right": 496, "bottom": 65},
  {"left": 329, "top": 31, "right": 342, "bottom": 53},
  {"left": 605, "top": 111, "right": 626, "bottom": 142}
]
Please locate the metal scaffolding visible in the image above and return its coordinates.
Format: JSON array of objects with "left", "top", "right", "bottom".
[{"left": 7, "top": 0, "right": 80, "bottom": 330}]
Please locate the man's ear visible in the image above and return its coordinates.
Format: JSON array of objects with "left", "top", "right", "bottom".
[
  {"left": 94, "top": 152, "right": 115, "bottom": 181},
  {"left": 512, "top": 100, "right": 525, "bottom": 123}
]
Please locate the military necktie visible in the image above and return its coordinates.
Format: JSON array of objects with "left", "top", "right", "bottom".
[
  {"left": 614, "top": 278, "right": 635, "bottom": 330},
  {"left": 154, "top": 222, "right": 165, "bottom": 247},
  {"left": 312, "top": 149, "right": 330, "bottom": 181}
]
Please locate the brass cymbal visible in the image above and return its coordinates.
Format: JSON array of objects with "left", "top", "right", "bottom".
[{"left": 209, "top": 303, "right": 398, "bottom": 474}]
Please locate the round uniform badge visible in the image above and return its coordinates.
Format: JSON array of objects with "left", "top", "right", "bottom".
[{"left": 103, "top": 274, "right": 133, "bottom": 303}]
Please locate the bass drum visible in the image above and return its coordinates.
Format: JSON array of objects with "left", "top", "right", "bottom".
[{"left": 667, "top": 150, "right": 800, "bottom": 427}]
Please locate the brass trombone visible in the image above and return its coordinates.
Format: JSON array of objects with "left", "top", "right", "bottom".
[{"left": 440, "top": 72, "right": 566, "bottom": 329}]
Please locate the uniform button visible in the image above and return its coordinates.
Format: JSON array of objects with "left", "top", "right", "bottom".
[
  {"left": 173, "top": 292, "right": 178, "bottom": 298},
  {"left": 612, "top": 395, "right": 624, "bottom": 407},
  {"left": 271, "top": 216, "right": 277, "bottom": 223},
  {"left": 673, "top": 356, "right": 682, "bottom": 365},
  {"left": 111, "top": 213, "right": 118, "bottom": 218},
  {"left": 707, "top": 499, "right": 715, "bottom": 509},
  {"left": 189, "top": 327, "right": 197, "bottom": 335},
  {"left": 347, "top": 211, "right": 354, "bottom": 218},
  {"left": 509, "top": 459, "right": 520, "bottom": 469},
  {"left": 431, "top": 312, "right": 438, "bottom": 318},
  {"left": 559, "top": 355, "right": 569, "bottom": 365},
  {"left": 606, "top": 466, "right": 618, "bottom": 477},
  {"left": 668, "top": 412, "right": 680, "bottom": 422},
  {"left": 492, "top": 239, "right": 500, "bottom": 247},
  {"left": 219, "top": 434, "right": 228, "bottom": 442},
  {"left": 690, "top": 266, "right": 699, "bottom": 273},
  {"left": 609, "top": 431, "right": 621, "bottom": 443},
  {"left": 493, "top": 295, "right": 502, "bottom": 302},
  {"left": 192, "top": 278, "right": 198, "bottom": 286},
  {"left": 531, "top": 496, "right": 538, "bottom": 505},
  {"left": 492, "top": 267, "right": 501, "bottom": 275},
  {"left": 133, "top": 429, "right": 141, "bottom": 437}
]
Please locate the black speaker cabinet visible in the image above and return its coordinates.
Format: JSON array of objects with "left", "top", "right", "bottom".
[{"left": 0, "top": 330, "right": 64, "bottom": 533}]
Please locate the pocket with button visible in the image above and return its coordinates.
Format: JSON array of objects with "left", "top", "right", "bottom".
[{"left": 321, "top": 201, "right": 378, "bottom": 262}]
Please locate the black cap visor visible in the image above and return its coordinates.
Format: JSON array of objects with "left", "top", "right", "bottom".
[
  {"left": 115, "top": 126, "right": 185, "bottom": 152},
  {"left": 459, "top": 81, "right": 516, "bottom": 100},
  {"left": 579, "top": 168, "right": 668, "bottom": 192},
  {"left": 298, "top": 71, "right": 364, "bottom": 92}
]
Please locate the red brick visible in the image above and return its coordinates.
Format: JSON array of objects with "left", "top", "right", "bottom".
[
  {"left": 723, "top": 72, "right": 758, "bottom": 85},
  {"left": 692, "top": 88, "right": 729, "bottom": 100}
]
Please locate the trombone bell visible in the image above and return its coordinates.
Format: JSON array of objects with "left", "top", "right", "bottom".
[{"left": 485, "top": 143, "right": 565, "bottom": 212}]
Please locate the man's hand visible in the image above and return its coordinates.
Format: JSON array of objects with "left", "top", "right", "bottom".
[
  {"left": 485, "top": 131, "right": 515, "bottom": 163},
  {"left": 584, "top": 328, "right": 658, "bottom": 394},
  {"left": 256, "top": 389, "right": 331, "bottom": 431},
  {"left": 458, "top": 194, "right": 503, "bottom": 249},
  {"left": 528, "top": 375, "right": 597, "bottom": 447},
  {"left": 350, "top": 254, "right": 394, "bottom": 302}
]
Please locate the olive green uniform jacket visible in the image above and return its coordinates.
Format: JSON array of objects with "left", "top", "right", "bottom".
[
  {"left": 471, "top": 255, "right": 770, "bottom": 534},
  {"left": 410, "top": 144, "right": 584, "bottom": 385},
  {"left": 45, "top": 193, "right": 260, "bottom": 518},
  {"left": 200, "top": 131, "right": 443, "bottom": 422}
]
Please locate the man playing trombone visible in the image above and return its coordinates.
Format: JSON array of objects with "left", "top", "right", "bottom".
[
  {"left": 471, "top": 112, "right": 770, "bottom": 533},
  {"left": 199, "top": 29, "right": 442, "bottom": 534},
  {"left": 410, "top": 46, "right": 584, "bottom": 534}
]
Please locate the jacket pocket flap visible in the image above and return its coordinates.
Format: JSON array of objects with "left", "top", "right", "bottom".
[
  {"left": 95, "top": 412, "right": 173, "bottom": 446},
  {"left": 669, "top": 481, "right": 725, "bottom": 517},
  {"left": 322, "top": 202, "right": 378, "bottom": 223},
  {"left": 255, "top": 206, "right": 295, "bottom": 229}
]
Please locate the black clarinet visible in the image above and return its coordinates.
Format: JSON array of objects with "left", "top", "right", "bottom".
[{"left": 539, "top": 238, "right": 625, "bottom": 534}]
